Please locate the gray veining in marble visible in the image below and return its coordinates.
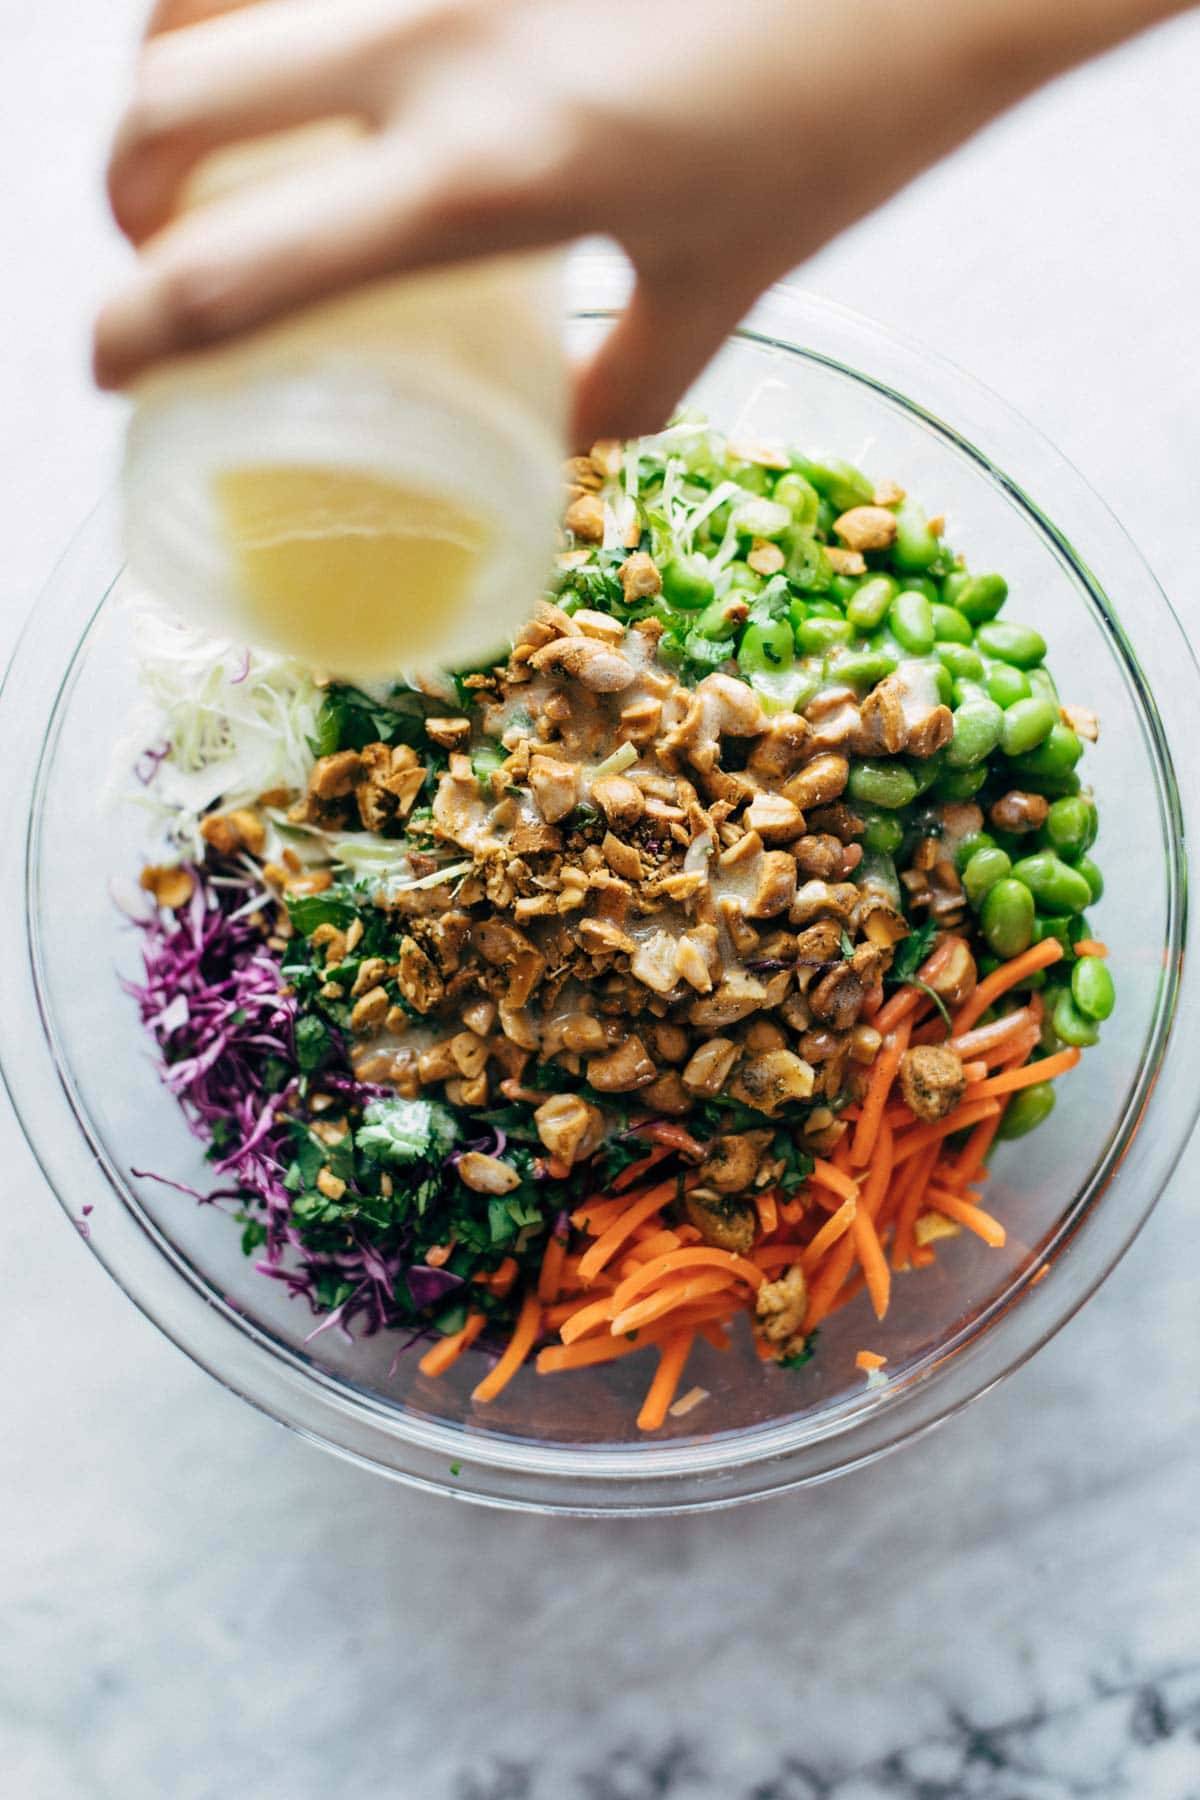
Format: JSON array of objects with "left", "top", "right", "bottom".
[{"left": 3, "top": 8, "right": 1200, "bottom": 1799}]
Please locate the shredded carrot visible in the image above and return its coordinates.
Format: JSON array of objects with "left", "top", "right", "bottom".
[
  {"left": 859, "top": 1117, "right": 896, "bottom": 1225},
  {"left": 890, "top": 1099, "right": 1001, "bottom": 1164},
  {"left": 471, "top": 1292, "right": 542, "bottom": 1403},
  {"left": 872, "top": 938, "right": 958, "bottom": 1035},
  {"left": 1073, "top": 939, "right": 1108, "bottom": 958},
  {"left": 558, "top": 1293, "right": 621, "bottom": 1344},
  {"left": 946, "top": 1113, "right": 1004, "bottom": 1190},
  {"left": 575, "top": 1180, "right": 677, "bottom": 1282},
  {"left": 622, "top": 1229, "right": 684, "bottom": 1268},
  {"left": 637, "top": 1332, "right": 695, "bottom": 1431},
  {"left": 473, "top": 1254, "right": 518, "bottom": 1296},
  {"left": 424, "top": 1242, "right": 454, "bottom": 1268},
  {"left": 950, "top": 1007, "right": 1034, "bottom": 1059},
  {"left": 924, "top": 1185, "right": 1007, "bottom": 1248},
  {"left": 799, "top": 1197, "right": 857, "bottom": 1271},
  {"left": 634, "top": 1120, "right": 707, "bottom": 1159},
  {"left": 952, "top": 939, "right": 1064, "bottom": 1034},
  {"left": 850, "top": 1018, "right": 911, "bottom": 1167},
  {"left": 855, "top": 1350, "right": 887, "bottom": 1372},
  {"left": 570, "top": 1195, "right": 630, "bottom": 1234},
  {"left": 612, "top": 1145, "right": 673, "bottom": 1192},
  {"left": 609, "top": 1246, "right": 765, "bottom": 1318},
  {"left": 537, "top": 1333, "right": 650, "bottom": 1373},
  {"left": 810, "top": 1157, "right": 860, "bottom": 1205},
  {"left": 755, "top": 1188, "right": 779, "bottom": 1236},
  {"left": 754, "top": 1241, "right": 808, "bottom": 1270},
  {"left": 850, "top": 1204, "right": 891, "bottom": 1320},
  {"left": 802, "top": 1235, "right": 858, "bottom": 1330},
  {"left": 980, "top": 1023, "right": 1040, "bottom": 1070},
  {"left": 535, "top": 1305, "right": 723, "bottom": 1372},
  {"left": 966, "top": 1045, "right": 1081, "bottom": 1099},
  {"left": 545, "top": 1156, "right": 571, "bottom": 1180},
  {"left": 418, "top": 1311, "right": 486, "bottom": 1378},
  {"left": 610, "top": 1269, "right": 739, "bottom": 1337},
  {"left": 891, "top": 1143, "right": 941, "bottom": 1270},
  {"left": 536, "top": 1235, "right": 568, "bottom": 1303},
  {"left": 911, "top": 1245, "right": 936, "bottom": 1267},
  {"left": 697, "top": 1322, "right": 731, "bottom": 1352},
  {"left": 778, "top": 1195, "right": 806, "bottom": 1225},
  {"left": 825, "top": 1268, "right": 868, "bottom": 1317},
  {"left": 961, "top": 1059, "right": 988, "bottom": 1084}
]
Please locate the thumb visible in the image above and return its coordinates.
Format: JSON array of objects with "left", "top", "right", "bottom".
[{"left": 569, "top": 264, "right": 767, "bottom": 451}]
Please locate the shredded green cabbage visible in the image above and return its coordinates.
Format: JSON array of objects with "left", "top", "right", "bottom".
[{"left": 112, "top": 604, "right": 324, "bottom": 858}]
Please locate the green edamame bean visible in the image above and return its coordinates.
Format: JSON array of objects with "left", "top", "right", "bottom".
[
  {"left": 1071, "top": 956, "right": 1115, "bottom": 1021},
  {"left": 693, "top": 596, "right": 746, "bottom": 640},
  {"left": 954, "top": 830, "right": 996, "bottom": 870},
  {"left": 738, "top": 620, "right": 795, "bottom": 675},
  {"left": 861, "top": 811, "right": 905, "bottom": 855},
  {"left": 834, "top": 650, "right": 898, "bottom": 687},
  {"left": 1011, "top": 852, "right": 1094, "bottom": 914},
  {"left": 661, "top": 555, "right": 715, "bottom": 610},
  {"left": 725, "top": 563, "right": 763, "bottom": 594},
  {"left": 804, "top": 596, "right": 844, "bottom": 620},
  {"left": 728, "top": 461, "right": 772, "bottom": 496},
  {"left": 954, "top": 573, "right": 1008, "bottom": 623},
  {"left": 847, "top": 575, "right": 898, "bottom": 633},
  {"left": 976, "top": 621, "right": 1047, "bottom": 669},
  {"left": 909, "top": 755, "right": 945, "bottom": 797},
  {"left": 783, "top": 530, "right": 832, "bottom": 592},
  {"left": 952, "top": 678, "right": 989, "bottom": 708},
  {"left": 901, "top": 575, "right": 940, "bottom": 605},
  {"left": 1051, "top": 988, "right": 1100, "bottom": 1047},
  {"left": 997, "top": 1082, "right": 1056, "bottom": 1140},
  {"left": 1075, "top": 856, "right": 1104, "bottom": 903},
  {"left": 931, "top": 765, "right": 988, "bottom": 801},
  {"left": 891, "top": 505, "right": 942, "bottom": 573},
  {"left": 985, "top": 663, "right": 1032, "bottom": 709},
  {"left": 1010, "top": 723, "right": 1083, "bottom": 780},
  {"left": 1033, "top": 916, "right": 1075, "bottom": 957},
  {"left": 945, "top": 698, "right": 1005, "bottom": 768},
  {"left": 772, "top": 470, "right": 820, "bottom": 526},
  {"left": 930, "top": 661, "right": 955, "bottom": 706},
  {"left": 1041, "top": 795, "right": 1097, "bottom": 860},
  {"left": 847, "top": 760, "right": 919, "bottom": 810},
  {"left": 1001, "top": 697, "right": 1058, "bottom": 757},
  {"left": 734, "top": 497, "right": 793, "bottom": 539},
  {"left": 963, "top": 847, "right": 1012, "bottom": 907},
  {"left": 937, "top": 642, "right": 984, "bottom": 681},
  {"left": 1015, "top": 769, "right": 1083, "bottom": 799},
  {"left": 1026, "top": 666, "right": 1059, "bottom": 706},
  {"left": 794, "top": 615, "right": 854, "bottom": 654},
  {"left": 828, "top": 574, "right": 860, "bottom": 604},
  {"left": 930, "top": 602, "right": 973, "bottom": 645},
  {"left": 791, "top": 457, "right": 874, "bottom": 513},
  {"left": 889, "top": 591, "right": 936, "bottom": 655},
  {"left": 981, "top": 878, "right": 1036, "bottom": 958}
]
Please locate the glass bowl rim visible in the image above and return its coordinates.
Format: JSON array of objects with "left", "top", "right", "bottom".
[{"left": 3, "top": 272, "right": 1197, "bottom": 1513}]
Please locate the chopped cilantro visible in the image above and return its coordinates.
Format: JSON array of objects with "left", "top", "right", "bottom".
[
  {"left": 308, "top": 684, "right": 426, "bottom": 757},
  {"left": 294, "top": 1012, "right": 334, "bottom": 1074},
  {"left": 888, "top": 916, "right": 938, "bottom": 987}
]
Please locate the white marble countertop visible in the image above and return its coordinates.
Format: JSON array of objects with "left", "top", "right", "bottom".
[{"left": 3, "top": 8, "right": 1200, "bottom": 1798}]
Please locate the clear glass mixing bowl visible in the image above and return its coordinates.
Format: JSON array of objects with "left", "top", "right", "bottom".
[{"left": 3, "top": 270, "right": 1197, "bottom": 1513}]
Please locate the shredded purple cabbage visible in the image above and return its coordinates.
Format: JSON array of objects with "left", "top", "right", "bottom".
[{"left": 124, "top": 867, "right": 439, "bottom": 1338}]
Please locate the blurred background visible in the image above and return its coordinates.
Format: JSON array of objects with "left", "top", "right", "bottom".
[{"left": 3, "top": 5, "right": 1199, "bottom": 1796}]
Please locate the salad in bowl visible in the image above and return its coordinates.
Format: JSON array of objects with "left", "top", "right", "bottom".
[{"left": 121, "top": 418, "right": 1113, "bottom": 1433}]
